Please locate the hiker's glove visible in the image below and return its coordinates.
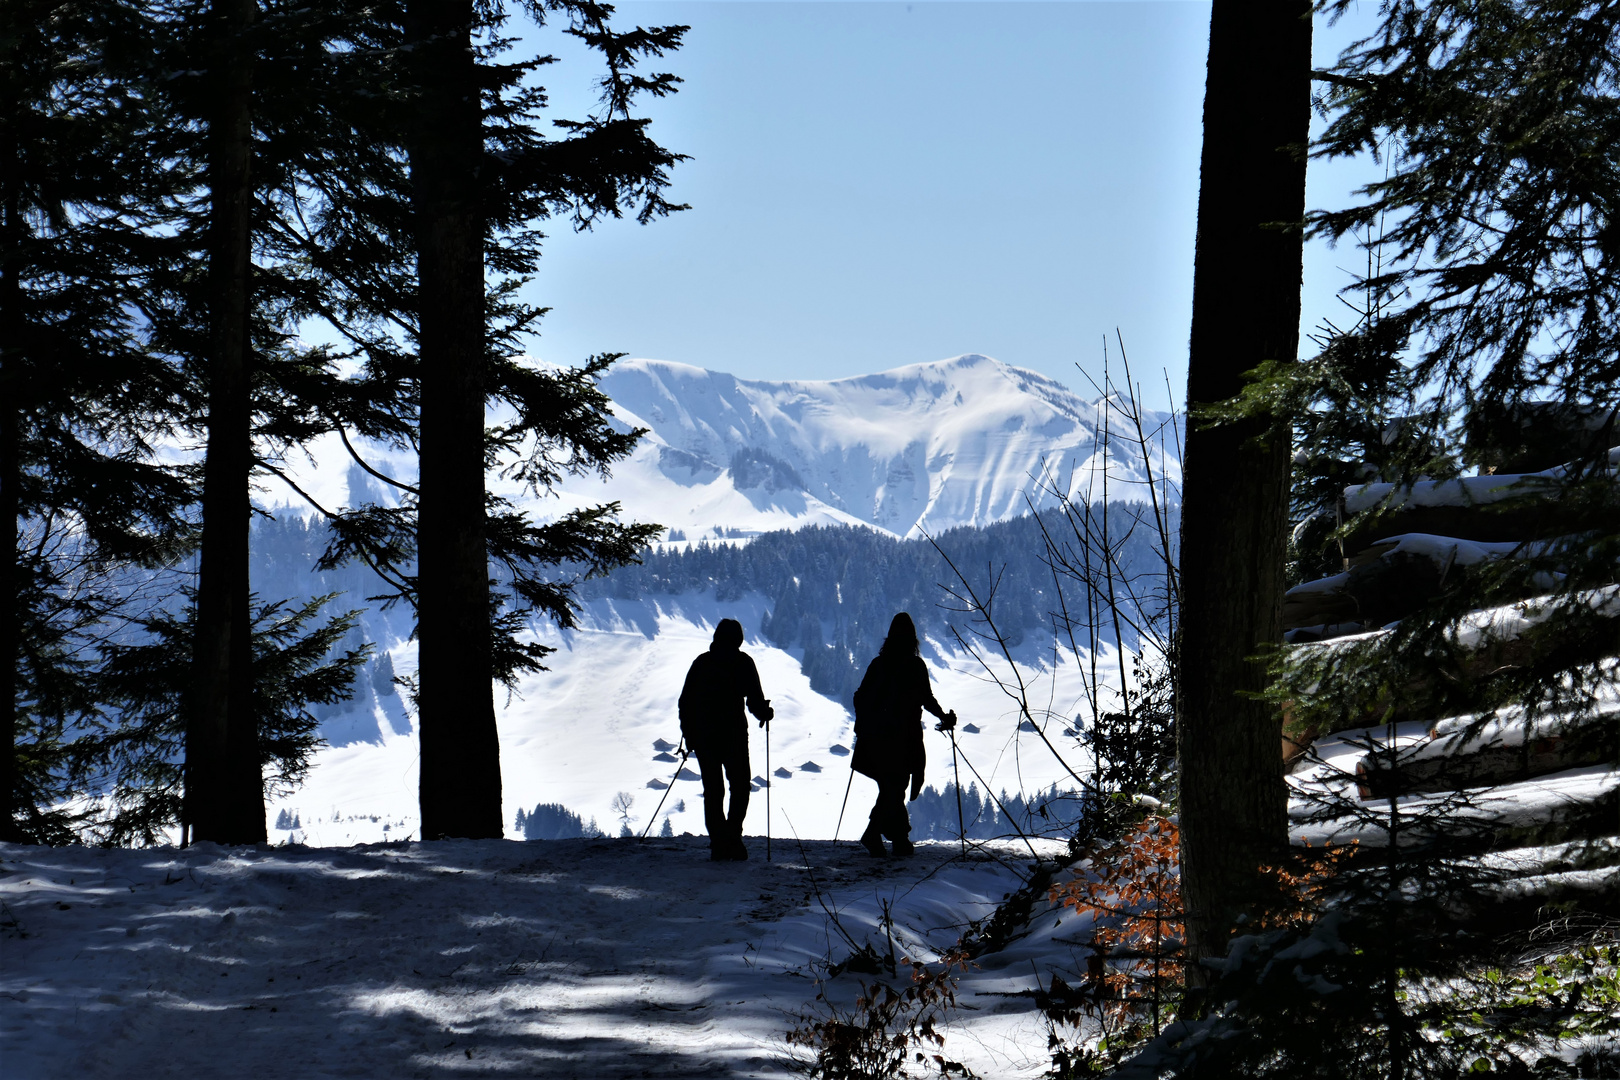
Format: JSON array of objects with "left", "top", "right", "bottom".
[
  {"left": 936, "top": 710, "right": 957, "bottom": 733},
  {"left": 757, "top": 701, "right": 774, "bottom": 725}
]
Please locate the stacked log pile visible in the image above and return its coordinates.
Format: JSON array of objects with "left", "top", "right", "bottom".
[{"left": 1282, "top": 433, "right": 1619, "bottom": 878}]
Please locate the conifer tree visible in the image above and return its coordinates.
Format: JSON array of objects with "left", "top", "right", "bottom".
[
  {"left": 126, "top": 0, "right": 399, "bottom": 844},
  {"left": 282, "top": 0, "right": 683, "bottom": 840},
  {"left": 1, "top": 0, "right": 193, "bottom": 842},
  {"left": 86, "top": 593, "right": 368, "bottom": 846},
  {"left": 1313, "top": 0, "right": 1620, "bottom": 419},
  {"left": 406, "top": 0, "right": 502, "bottom": 840},
  {"left": 1116, "top": 4, "right": 1620, "bottom": 1073}
]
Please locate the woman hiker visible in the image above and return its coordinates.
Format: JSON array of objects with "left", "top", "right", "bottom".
[{"left": 851, "top": 612, "right": 955, "bottom": 857}]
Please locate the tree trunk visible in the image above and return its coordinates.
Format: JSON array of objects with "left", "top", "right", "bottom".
[
  {"left": 1177, "top": 0, "right": 1312, "bottom": 979},
  {"left": 0, "top": 133, "right": 21, "bottom": 843},
  {"left": 186, "top": 0, "right": 264, "bottom": 845},
  {"left": 408, "top": 0, "right": 502, "bottom": 840}
]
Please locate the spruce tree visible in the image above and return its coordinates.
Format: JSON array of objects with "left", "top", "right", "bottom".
[
  {"left": 1, "top": 0, "right": 194, "bottom": 843},
  {"left": 87, "top": 593, "right": 369, "bottom": 847},
  {"left": 127, "top": 0, "right": 399, "bottom": 845},
  {"left": 277, "top": 0, "right": 683, "bottom": 840},
  {"left": 1116, "top": 4, "right": 1620, "bottom": 1072},
  {"left": 405, "top": 0, "right": 501, "bottom": 841}
]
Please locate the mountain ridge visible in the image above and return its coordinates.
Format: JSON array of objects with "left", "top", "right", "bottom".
[{"left": 568, "top": 352, "right": 1178, "bottom": 542}]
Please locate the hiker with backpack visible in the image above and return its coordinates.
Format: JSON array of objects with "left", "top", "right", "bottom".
[
  {"left": 851, "top": 612, "right": 956, "bottom": 857},
  {"left": 678, "top": 618, "right": 774, "bottom": 861}
]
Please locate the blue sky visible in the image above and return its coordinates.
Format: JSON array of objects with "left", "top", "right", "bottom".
[{"left": 516, "top": 1, "right": 1383, "bottom": 411}]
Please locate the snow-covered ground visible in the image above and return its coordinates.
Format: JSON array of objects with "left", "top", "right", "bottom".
[
  {"left": 266, "top": 590, "right": 1123, "bottom": 849},
  {"left": 1, "top": 837, "right": 1088, "bottom": 1079}
]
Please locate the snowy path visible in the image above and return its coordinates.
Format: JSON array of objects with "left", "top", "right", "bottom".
[{"left": 1, "top": 837, "right": 1077, "bottom": 1079}]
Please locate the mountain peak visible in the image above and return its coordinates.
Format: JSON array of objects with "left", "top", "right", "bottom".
[{"left": 580, "top": 355, "right": 1180, "bottom": 541}]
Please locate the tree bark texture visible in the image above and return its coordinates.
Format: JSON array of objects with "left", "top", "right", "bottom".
[
  {"left": 0, "top": 132, "right": 21, "bottom": 842},
  {"left": 1177, "top": 0, "right": 1312, "bottom": 977},
  {"left": 408, "top": 0, "right": 502, "bottom": 840},
  {"left": 186, "top": 0, "right": 264, "bottom": 844}
]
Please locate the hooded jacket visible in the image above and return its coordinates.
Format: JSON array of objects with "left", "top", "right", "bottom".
[{"left": 678, "top": 644, "right": 768, "bottom": 754}]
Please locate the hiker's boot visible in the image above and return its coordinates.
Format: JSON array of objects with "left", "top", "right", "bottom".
[
  {"left": 891, "top": 836, "right": 915, "bottom": 858},
  {"left": 859, "top": 824, "right": 888, "bottom": 858},
  {"left": 730, "top": 836, "right": 749, "bottom": 861}
]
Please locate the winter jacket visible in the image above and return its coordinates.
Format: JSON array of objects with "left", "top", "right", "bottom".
[
  {"left": 850, "top": 652, "right": 943, "bottom": 781},
  {"left": 678, "top": 645, "right": 768, "bottom": 755}
]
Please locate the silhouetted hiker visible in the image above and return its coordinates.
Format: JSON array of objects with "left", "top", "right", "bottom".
[
  {"left": 679, "top": 618, "right": 774, "bottom": 861},
  {"left": 851, "top": 612, "right": 955, "bottom": 857}
]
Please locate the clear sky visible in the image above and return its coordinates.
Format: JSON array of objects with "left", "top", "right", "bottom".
[{"left": 514, "top": 1, "right": 1383, "bottom": 411}]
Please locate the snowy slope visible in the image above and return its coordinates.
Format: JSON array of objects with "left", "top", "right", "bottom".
[
  {"left": 267, "top": 590, "right": 1125, "bottom": 849},
  {"left": 265, "top": 352, "right": 1178, "bottom": 547}
]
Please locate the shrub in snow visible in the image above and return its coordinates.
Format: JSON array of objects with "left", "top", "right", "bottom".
[{"left": 787, "top": 949, "right": 976, "bottom": 1080}]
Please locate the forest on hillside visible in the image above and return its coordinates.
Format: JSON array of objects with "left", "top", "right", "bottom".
[{"left": 578, "top": 505, "right": 1170, "bottom": 702}]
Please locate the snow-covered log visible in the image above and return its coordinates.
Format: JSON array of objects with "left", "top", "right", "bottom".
[
  {"left": 1281, "top": 588, "right": 1620, "bottom": 743},
  {"left": 1355, "top": 731, "right": 1617, "bottom": 799},
  {"left": 1283, "top": 533, "right": 1574, "bottom": 636},
  {"left": 1343, "top": 447, "right": 1620, "bottom": 516},
  {"left": 1354, "top": 699, "right": 1619, "bottom": 798},
  {"left": 1290, "top": 760, "right": 1619, "bottom": 853},
  {"left": 1336, "top": 447, "right": 1619, "bottom": 552},
  {"left": 1475, "top": 837, "right": 1620, "bottom": 905}
]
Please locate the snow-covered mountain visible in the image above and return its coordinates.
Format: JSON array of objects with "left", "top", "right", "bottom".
[
  {"left": 271, "top": 352, "right": 1178, "bottom": 545},
  {"left": 549, "top": 353, "right": 1178, "bottom": 542}
]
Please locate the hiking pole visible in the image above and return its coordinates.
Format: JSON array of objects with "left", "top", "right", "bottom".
[
  {"left": 833, "top": 765, "right": 855, "bottom": 843},
  {"left": 639, "top": 741, "right": 688, "bottom": 840},
  {"left": 763, "top": 705, "right": 772, "bottom": 862},
  {"left": 936, "top": 711, "right": 965, "bottom": 856}
]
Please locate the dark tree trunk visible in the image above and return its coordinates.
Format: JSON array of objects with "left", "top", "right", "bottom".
[
  {"left": 186, "top": 0, "right": 264, "bottom": 845},
  {"left": 1177, "top": 0, "right": 1312, "bottom": 977},
  {"left": 0, "top": 138, "right": 20, "bottom": 843},
  {"left": 408, "top": 0, "right": 502, "bottom": 840}
]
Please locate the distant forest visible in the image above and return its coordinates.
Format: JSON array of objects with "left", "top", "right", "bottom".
[
  {"left": 516, "top": 782, "right": 1083, "bottom": 844},
  {"left": 576, "top": 506, "right": 1171, "bottom": 705}
]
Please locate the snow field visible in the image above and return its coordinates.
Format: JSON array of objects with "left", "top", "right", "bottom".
[
  {"left": 266, "top": 591, "right": 1127, "bottom": 849},
  {"left": 0, "top": 837, "right": 1091, "bottom": 1079}
]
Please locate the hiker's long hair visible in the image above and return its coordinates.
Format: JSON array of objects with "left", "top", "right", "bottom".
[{"left": 879, "top": 612, "right": 920, "bottom": 658}]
